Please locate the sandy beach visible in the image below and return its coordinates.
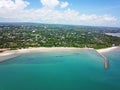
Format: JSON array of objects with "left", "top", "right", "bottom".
[
  {"left": 0, "top": 47, "right": 92, "bottom": 63},
  {"left": 96, "top": 46, "right": 119, "bottom": 53},
  {"left": 0, "top": 46, "right": 119, "bottom": 63}
]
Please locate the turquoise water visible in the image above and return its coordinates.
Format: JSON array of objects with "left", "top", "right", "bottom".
[{"left": 0, "top": 49, "right": 120, "bottom": 90}]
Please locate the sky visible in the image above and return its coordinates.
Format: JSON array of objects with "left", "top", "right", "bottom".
[{"left": 0, "top": 0, "right": 120, "bottom": 27}]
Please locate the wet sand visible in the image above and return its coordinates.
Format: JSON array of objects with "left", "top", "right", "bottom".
[{"left": 0, "top": 47, "right": 92, "bottom": 63}]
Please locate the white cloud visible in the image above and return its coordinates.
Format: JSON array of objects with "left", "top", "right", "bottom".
[
  {"left": 40, "top": 0, "right": 59, "bottom": 8},
  {"left": 0, "top": 0, "right": 119, "bottom": 27},
  {"left": 0, "top": 0, "right": 29, "bottom": 10},
  {"left": 60, "top": 1, "right": 69, "bottom": 8}
]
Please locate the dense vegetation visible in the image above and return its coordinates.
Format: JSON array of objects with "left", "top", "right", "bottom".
[{"left": 0, "top": 23, "right": 120, "bottom": 49}]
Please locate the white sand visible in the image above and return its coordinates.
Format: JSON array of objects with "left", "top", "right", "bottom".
[
  {"left": 17, "top": 47, "right": 91, "bottom": 53},
  {"left": 0, "top": 50, "right": 20, "bottom": 62},
  {"left": 97, "top": 46, "right": 119, "bottom": 53},
  {"left": 0, "top": 46, "right": 119, "bottom": 63},
  {"left": 0, "top": 47, "right": 92, "bottom": 62}
]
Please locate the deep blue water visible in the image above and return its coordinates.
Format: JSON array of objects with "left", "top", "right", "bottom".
[{"left": 0, "top": 49, "right": 120, "bottom": 90}]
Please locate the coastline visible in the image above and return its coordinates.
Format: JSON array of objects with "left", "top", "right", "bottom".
[
  {"left": 0, "top": 46, "right": 119, "bottom": 63},
  {"left": 96, "top": 46, "right": 119, "bottom": 53},
  {"left": 0, "top": 47, "right": 92, "bottom": 63}
]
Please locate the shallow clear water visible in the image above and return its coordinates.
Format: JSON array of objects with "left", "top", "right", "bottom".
[{"left": 0, "top": 49, "right": 120, "bottom": 90}]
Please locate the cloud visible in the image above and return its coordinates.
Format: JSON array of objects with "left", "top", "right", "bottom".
[
  {"left": 0, "top": 0, "right": 119, "bottom": 27},
  {"left": 60, "top": 1, "right": 69, "bottom": 8},
  {"left": 40, "top": 0, "right": 69, "bottom": 9},
  {"left": 0, "top": 0, "right": 29, "bottom": 10},
  {"left": 40, "top": 0, "right": 59, "bottom": 8}
]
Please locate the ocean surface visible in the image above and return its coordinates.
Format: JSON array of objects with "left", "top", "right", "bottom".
[
  {"left": 0, "top": 49, "right": 120, "bottom": 90},
  {"left": 105, "top": 33, "right": 120, "bottom": 37}
]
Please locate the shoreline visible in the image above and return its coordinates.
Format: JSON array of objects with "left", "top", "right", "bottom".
[
  {"left": 0, "top": 47, "right": 93, "bottom": 63},
  {"left": 96, "top": 46, "right": 119, "bottom": 53},
  {"left": 0, "top": 46, "right": 119, "bottom": 63}
]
